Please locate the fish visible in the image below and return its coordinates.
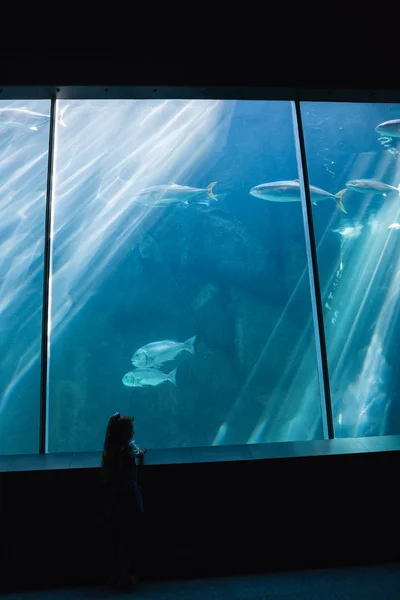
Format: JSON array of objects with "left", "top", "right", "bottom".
[
  {"left": 131, "top": 335, "right": 197, "bottom": 368},
  {"left": 387, "top": 147, "right": 398, "bottom": 158},
  {"left": 370, "top": 377, "right": 384, "bottom": 386},
  {"left": 132, "top": 182, "right": 218, "bottom": 207},
  {"left": 388, "top": 223, "right": 400, "bottom": 230},
  {"left": 375, "top": 119, "right": 400, "bottom": 138},
  {"left": 345, "top": 179, "right": 400, "bottom": 196},
  {"left": 378, "top": 136, "right": 392, "bottom": 144},
  {"left": 122, "top": 367, "right": 177, "bottom": 388},
  {"left": 368, "top": 219, "right": 383, "bottom": 234},
  {"left": 0, "top": 104, "right": 69, "bottom": 130},
  {"left": 249, "top": 180, "right": 347, "bottom": 213},
  {"left": 333, "top": 225, "right": 363, "bottom": 238}
]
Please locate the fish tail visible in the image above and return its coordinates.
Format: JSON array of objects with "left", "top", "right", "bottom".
[
  {"left": 167, "top": 368, "right": 177, "bottom": 385},
  {"left": 58, "top": 104, "right": 70, "bottom": 127},
  {"left": 184, "top": 334, "right": 197, "bottom": 355},
  {"left": 206, "top": 181, "right": 218, "bottom": 201},
  {"left": 335, "top": 189, "right": 348, "bottom": 214}
]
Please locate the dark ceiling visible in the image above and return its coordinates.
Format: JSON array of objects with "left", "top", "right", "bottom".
[{"left": 0, "top": 50, "right": 396, "bottom": 91}]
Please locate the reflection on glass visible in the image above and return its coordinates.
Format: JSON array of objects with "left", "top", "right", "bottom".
[
  {"left": 48, "top": 99, "right": 323, "bottom": 453},
  {"left": 301, "top": 102, "right": 400, "bottom": 438},
  {"left": 0, "top": 100, "right": 50, "bottom": 455}
]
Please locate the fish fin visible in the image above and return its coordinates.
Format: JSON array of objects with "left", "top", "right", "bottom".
[
  {"left": 58, "top": 104, "right": 69, "bottom": 127},
  {"left": 29, "top": 126, "right": 38, "bottom": 131},
  {"left": 167, "top": 368, "right": 177, "bottom": 385},
  {"left": 184, "top": 334, "right": 197, "bottom": 355},
  {"left": 206, "top": 181, "right": 218, "bottom": 201},
  {"left": 169, "top": 181, "right": 177, "bottom": 185},
  {"left": 397, "top": 184, "right": 400, "bottom": 193},
  {"left": 293, "top": 178, "right": 300, "bottom": 182},
  {"left": 312, "top": 201, "right": 317, "bottom": 206},
  {"left": 335, "top": 189, "right": 348, "bottom": 214}
]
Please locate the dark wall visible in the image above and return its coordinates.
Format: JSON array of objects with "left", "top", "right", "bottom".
[
  {"left": 0, "top": 52, "right": 397, "bottom": 91},
  {"left": 1, "top": 451, "right": 400, "bottom": 592}
]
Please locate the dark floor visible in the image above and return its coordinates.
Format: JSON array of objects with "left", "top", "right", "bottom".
[{"left": 2, "top": 564, "right": 400, "bottom": 599}]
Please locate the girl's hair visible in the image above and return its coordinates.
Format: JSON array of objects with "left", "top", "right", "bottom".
[{"left": 101, "top": 413, "right": 134, "bottom": 482}]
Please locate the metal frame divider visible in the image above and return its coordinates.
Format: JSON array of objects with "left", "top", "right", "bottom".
[
  {"left": 39, "top": 97, "right": 57, "bottom": 453},
  {"left": 291, "top": 100, "right": 334, "bottom": 439}
]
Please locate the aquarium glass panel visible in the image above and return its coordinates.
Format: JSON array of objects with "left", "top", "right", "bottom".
[
  {"left": 48, "top": 99, "right": 324, "bottom": 453},
  {"left": 301, "top": 102, "right": 400, "bottom": 438},
  {"left": 0, "top": 100, "right": 51, "bottom": 455}
]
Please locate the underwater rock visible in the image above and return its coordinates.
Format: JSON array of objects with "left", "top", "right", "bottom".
[
  {"left": 107, "top": 249, "right": 199, "bottom": 342},
  {"left": 216, "top": 285, "right": 321, "bottom": 445},
  {"left": 137, "top": 233, "right": 164, "bottom": 262},
  {"left": 176, "top": 273, "right": 234, "bottom": 350},
  {"left": 228, "top": 286, "right": 302, "bottom": 387},
  {"left": 130, "top": 343, "right": 240, "bottom": 448},
  {"left": 152, "top": 205, "right": 281, "bottom": 300}
]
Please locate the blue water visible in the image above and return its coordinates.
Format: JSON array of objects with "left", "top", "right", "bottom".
[{"left": 0, "top": 98, "right": 399, "bottom": 454}]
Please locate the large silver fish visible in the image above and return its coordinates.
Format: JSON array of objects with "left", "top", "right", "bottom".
[
  {"left": 375, "top": 119, "right": 400, "bottom": 138},
  {"left": 0, "top": 104, "right": 69, "bottom": 130},
  {"left": 132, "top": 182, "right": 218, "bottom": 207},
  {"left": 131, "top": 335, "right": 197, "bottom": 368},
  {"left": 122, "top": 367, "right": 177, "bottom": 388},
  {"left": 250, "top": 180, "right": 347, "bottom": 213},
  {"left": 345, "top": 179, "right": 400, "bottom": 196}
]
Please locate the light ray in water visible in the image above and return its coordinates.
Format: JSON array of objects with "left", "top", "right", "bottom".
[
  {"left": 331, "top": 207, "right": 400, "bottom": 381},
  {"left": 327, "top": 188, "right": 400, "bottom": 437},
  {"left": 213, "top": 181, "right": 356, "bottom": 446},
  {"left": 0, "top": 101, "right": 50, "bottom": 419},
  {"left": 213, "top": 252, "right": 320, "bottom": 445},
  {"left": 49, "top": 100, "right": 230, "bottom": 342},
  {"left": 215, "top": 146, "right": 400, "bottom": 445},
  {"left": 1, "top": 345, "right": 41, "bottom": 415},
  {"left": 0, "top": 100, "right": 231, "bottom": 417}
]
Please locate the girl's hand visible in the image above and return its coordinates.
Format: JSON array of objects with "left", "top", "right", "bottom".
[{"left": 139, "top": 448, "right": 147, "bottom": 456}]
